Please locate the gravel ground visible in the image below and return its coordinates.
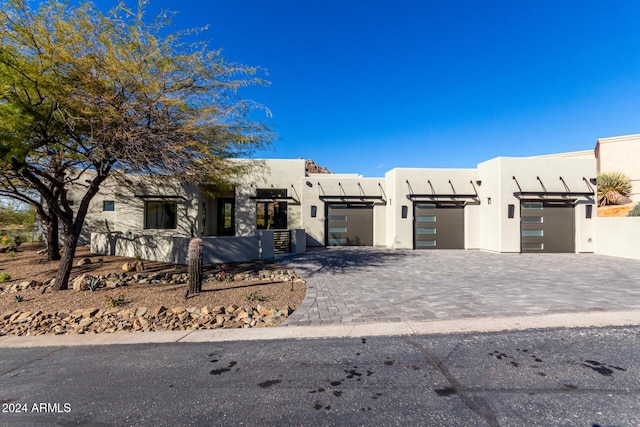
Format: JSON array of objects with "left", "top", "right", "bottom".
[{"left": 0, "top": 242, "right": 306, "bottom": 316}]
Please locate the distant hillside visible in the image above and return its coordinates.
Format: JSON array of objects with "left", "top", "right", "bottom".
[{"left": 305, "top": 159, "right": 332, "bottom": 174}]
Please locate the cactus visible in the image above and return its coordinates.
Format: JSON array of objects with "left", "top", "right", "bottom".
[{"left": 188, "top": 238, "right": 203, "bottom": 294}]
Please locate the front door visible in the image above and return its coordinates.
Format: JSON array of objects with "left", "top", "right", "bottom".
[{"left": 216, "top": 198, "right": 235, "bottom": 236}]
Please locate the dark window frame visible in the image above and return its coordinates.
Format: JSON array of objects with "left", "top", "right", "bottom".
[
  {"left": 144, "top": 201, "right": 178, "bottom": 229},
  {"left": 103, "top": 200, "right": 115, "bottom": 212}
]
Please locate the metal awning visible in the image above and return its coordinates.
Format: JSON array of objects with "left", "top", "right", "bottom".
[
  {"left": 406, "top": 193, "right": 478, "bottom": 200},
  {"left": 319, "top": 195, "right": 386, "bottom": 204},
  {"left": 512, "top": 176, "right": 595, "bottom": 199},
  {"left": 134, "top": 194, "right": 186, "bottom": 200},
  {"left": 250, "top": 196, "right": 300, "bottom": 205}
]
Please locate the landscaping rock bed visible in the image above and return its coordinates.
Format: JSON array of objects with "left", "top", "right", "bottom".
[
  {"left": 0, "top": 246, "right": 306, "bottom": 337},
  {"left": 1, "top": 303, "right": 292, "bottom": 336}
]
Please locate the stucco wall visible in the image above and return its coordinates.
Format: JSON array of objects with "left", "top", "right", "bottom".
[
  {"left": 91, "top": 233, "right": 278, "bottom": 264},
  {"left": 594, "top": 217, "right": 640, "bottom": 260},
  {"left": 384, "top": 168, "right": 480, "bottom": 249},
  {"left": 77, "top": 173, "right": 201, "bottom": 243},
  {"left": 300, "top": 173, "right": 387, "bottom": 247},
  {"left": 477, "top": 157, "right": 596, "bottom": 253},
  {"left": 233, "top": 159, "right": 306, "bottom": 236},
  {"left": 596, "top": 134, "right": 640, "bottom": 202}
]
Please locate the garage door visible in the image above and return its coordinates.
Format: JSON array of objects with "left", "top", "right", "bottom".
[
  {"left": 413, "top": 202, "right": 465, "bottom": 249},
  {"left": 326, "top": 203, "right": 373, "bottom": 246},
  {"left": 521, "top": 200, "right": 574, "bottom": 253}
]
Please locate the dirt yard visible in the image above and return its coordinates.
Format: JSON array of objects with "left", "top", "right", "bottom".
[{"left": 0, "top": 242, "right": 306, "bottom": 317}]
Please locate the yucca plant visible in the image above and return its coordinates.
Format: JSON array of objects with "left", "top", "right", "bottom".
[{"left": 597, "top": 172, "right": 632, "bottom": 206}]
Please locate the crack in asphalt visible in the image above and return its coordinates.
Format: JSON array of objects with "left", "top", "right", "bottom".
[
  {"left": 1, "top": 347, "right": 65, "bottom": 377},
  {"left": 403, "top": 337, "right": 501, "bottom": 427}
]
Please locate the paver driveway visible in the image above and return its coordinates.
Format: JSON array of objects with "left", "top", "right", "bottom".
[{"left": 280, "top": 247, "right": 640, "bottom": 326}]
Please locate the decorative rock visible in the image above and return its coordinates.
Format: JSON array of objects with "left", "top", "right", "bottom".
[
  {"left": 0, "top": 301, "right": 291, "bottom": 336},
  {"left": 169, "top": 306, "right": 186, "bottom": 315},
  {"left": 105, "top": 280, "right": 120, "bottom": 289},
  {"left": 82, "top": 308, "right": 99, "bottom": 318},
  {"left": 18, "top": 280, "right": 37, "bottom": 291},
  {"left": 122, "top": 262, "right": 136, "bottom": 272},
  {"left": 72, "top": 275, "right": 91, "bottom": 292},
  {"left": 149, "top": 305, "right": 167, "bottom": 318},
  {"left": 76, "top": 258, "right": 92, "bottom": 266},
  {"left": 135, "top": 261, "right": 145, "bottom": 272},
  {"left": 135, "top": 307, "right": 148, "bottom": 317},
  {"left": 256, "top": 305, "right": 275, "bottom": 316}
]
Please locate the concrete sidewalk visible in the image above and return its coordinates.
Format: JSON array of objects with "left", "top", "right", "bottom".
[
  {"left": 3, "top": 247, "right": 640, "bottom": 348},
  {"left": 1, "top": 309, "right": 638, "bottom": 348}
]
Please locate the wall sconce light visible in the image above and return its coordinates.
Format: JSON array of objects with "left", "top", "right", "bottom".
[
  {"left": 487, "top": 197, "right": 492, "bottom": 205},
  {"left": 306, "top": 181, "right": 313, "bottom": 188},
  {"left": 475, "top": 180, "right": 482, "bottom": 186},
  {"left": 589, "top": 178, "right": 597, "bottom": 185},
  {"left": 401, "top": 205, "right": 408, "bottom": 219},
  {"left": 586, "top": 204, "right": 593, "bottom": 219},
  {"left": 311, "top": 205, "right": 317, "bottom": 218},
  {"left": 508, "top": 204, "right": 515, "bottom": 218}
]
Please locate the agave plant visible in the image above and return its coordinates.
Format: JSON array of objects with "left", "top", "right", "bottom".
[{"left": 597, "top": 172, "right": 632, "bottom": 206}]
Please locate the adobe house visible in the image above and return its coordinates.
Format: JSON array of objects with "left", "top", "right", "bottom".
[{"left": 84, "top": 151, "right": 603, "bottom": 257}]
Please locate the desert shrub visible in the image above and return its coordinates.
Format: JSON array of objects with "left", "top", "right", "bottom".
[
  {"left": 244, "top": 290, "right": 265, "bottom": 302},
  {"left": 0, "top": 272, "right": 11, "bottom": 282},
  {"left": 105, "top": 292, "right": 125, "bottom": 307},
  {"left": 628, "top": 203, "right": 640, "bottom": 217},
  {"left": 597, "top": 172, "right": 632, "bottom": 206}
]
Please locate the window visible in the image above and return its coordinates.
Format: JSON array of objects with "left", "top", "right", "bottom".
[
  {"left": 256, "top": 188, "right": 288, "bottom": 230},
  {"left": 145, "top": 201, "right": 177, "bottom": 229},
  {"left": 416, "top": 228, "right": 436, "bottom": 235},
  {"left": 256, "top": 188, "right": 287, "bottom": 199},
  {"left": 522, "top": 202, "right": 543, "bottom": 210},
  {"left": 103, "top": 200, "right": 115, "bottom": 212},
  {"left": 256, "top": 201, "right": 288, "bottom": 229}
]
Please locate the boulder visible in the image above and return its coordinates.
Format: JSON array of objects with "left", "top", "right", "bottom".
[
  {"left": 76, "top": 258, "right": 92, "bottom": 266},
  {"left": 149, "top": 305, "right": 167, "bottom": 318},
  {"left": 122, "top": 262, "right": 136, "bottom": 272},
  {"left": 72, "top": 275, "right": 90, "bottom": 292}
]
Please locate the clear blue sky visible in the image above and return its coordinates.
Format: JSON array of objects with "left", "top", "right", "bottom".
[{"left": 139, "top": 1, "right": 640, "bottom": 176}]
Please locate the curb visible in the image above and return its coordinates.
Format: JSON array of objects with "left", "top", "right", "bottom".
[{"left": 1, "top": 309, "right": 638, "bottom": 348}]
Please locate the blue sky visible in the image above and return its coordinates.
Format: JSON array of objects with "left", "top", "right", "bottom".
[{"left": 137, "top": 1, "right": 639, "bottom": 176}]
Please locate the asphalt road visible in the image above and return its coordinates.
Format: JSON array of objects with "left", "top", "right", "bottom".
[{"left": 1, "top": 325, "right": 638, "bottom": 426}]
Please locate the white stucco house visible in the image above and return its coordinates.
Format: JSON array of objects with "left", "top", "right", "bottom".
[{"left": 83, "top": 133, "right": 640, "bottom": 262}]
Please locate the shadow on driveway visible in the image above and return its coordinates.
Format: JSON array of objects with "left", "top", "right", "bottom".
[{"left": 280, "top": 246, "right": 412, "bottom": 277}]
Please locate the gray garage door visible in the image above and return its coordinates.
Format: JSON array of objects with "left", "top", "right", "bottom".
[
  {"left": 521, "top": 200, "right": 575, "bottom": 253},
  {"left": 413, "top": 202, "right": 465, "bottom": 249},
  {"left": 326, "top": 203, "right": 374, "bottom": 246}
]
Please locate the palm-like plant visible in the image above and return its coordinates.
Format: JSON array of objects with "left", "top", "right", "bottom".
[{"left": 597, "top": 172, "right": 632, "bottom": 206}]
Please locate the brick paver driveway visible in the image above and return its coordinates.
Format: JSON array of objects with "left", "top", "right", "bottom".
[{"left": 280, "top": 247, "right": 640, "bottom": 326}]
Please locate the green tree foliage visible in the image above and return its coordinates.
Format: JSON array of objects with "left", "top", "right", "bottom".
[
  {"left": 0, "top": 0, "right": 273, "bottom": 290},
  {"left": 0, "top": 200, "right": 34, "bottom": 227},
  {"left": 597, "top": 172, "right": 632, "bottom": 206}
]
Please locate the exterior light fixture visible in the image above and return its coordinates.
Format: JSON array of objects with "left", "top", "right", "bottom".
[{"left": 311, "top": 205, "right": 317, "bottom": 217}]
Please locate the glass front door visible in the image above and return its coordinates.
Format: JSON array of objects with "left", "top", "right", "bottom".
[{"left": 216, "top": 198, "right": 235, "bottom": 236}]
